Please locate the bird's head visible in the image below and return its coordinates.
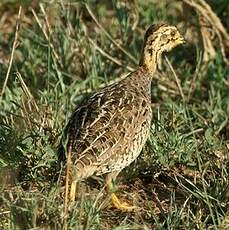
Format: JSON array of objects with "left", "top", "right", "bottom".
[{"left": 140, "top": 23, "right": 185, "bottom": 72}]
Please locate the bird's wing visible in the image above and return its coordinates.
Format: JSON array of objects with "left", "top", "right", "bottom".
[{"left": 59, "top": 83, "right": 135, "bottom": 164}]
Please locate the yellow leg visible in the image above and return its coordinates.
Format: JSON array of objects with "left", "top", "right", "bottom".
[{"left": 70, "top": 181, "right": 77, "bottom": 201}]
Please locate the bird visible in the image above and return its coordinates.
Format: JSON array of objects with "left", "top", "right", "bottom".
[{"left": 58, "top": 23, "right": 185, "bottom": 211}]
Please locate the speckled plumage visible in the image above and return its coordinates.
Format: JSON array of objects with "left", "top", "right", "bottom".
[
  {"left": 61, "top": 67, "right": 152, "bottom": 179},
  {"left": 59, "top": 23, "right": 185, "bottom": 209}
]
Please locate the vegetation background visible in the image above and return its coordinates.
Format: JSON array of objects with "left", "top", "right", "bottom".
[{"left": 0, "top": 0, "right": 228, "bottom": 229}]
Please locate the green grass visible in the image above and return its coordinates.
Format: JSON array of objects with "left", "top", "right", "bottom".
[{"left": 0, "top": 0, "right": 229, "bottom": 229}]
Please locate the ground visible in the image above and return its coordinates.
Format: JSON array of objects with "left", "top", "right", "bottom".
[{"left": 0, "top": 0, "right": 228, "bottom": 229}]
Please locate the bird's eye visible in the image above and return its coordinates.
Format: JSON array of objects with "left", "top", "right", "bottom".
[
  {"left": 161, "top": 34, "right": 168, "bottom": 41},
  {"left": 171, "top": 30, "right": 176, "bottom": 37}
]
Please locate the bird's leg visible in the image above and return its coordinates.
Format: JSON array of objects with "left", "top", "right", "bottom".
[
  {"left": 69, "top": 171, "right": 82, "bottom": 201},
  {"left": 70, "top": 180, "right": 77, "bottom": 201},
  {"left": 105, "top": 172, "right": 135, "bottom": 211},
  {"left": 65, "top": 144, "right": 78, "bottom": 202}
]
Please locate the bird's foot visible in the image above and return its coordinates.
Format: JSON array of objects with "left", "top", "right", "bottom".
[{"left": 111, "top": 193, "right": 136, "bottom": 211}]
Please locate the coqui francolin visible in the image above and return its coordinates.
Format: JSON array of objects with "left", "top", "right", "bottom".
[{"left": 58, "top": 23, "right": 185, "bottom": 211}]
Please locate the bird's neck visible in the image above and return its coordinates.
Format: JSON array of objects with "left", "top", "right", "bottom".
[
  {"left": 139, "top": 46, "right": 162, "bottom": 75},
  {"left": 126, "top": 66, "right": 153, "bottom": 98}
]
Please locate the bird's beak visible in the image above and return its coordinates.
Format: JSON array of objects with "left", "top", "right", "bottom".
[{"left": 177, "top": 36, "right": 186, "bottom": 45}]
